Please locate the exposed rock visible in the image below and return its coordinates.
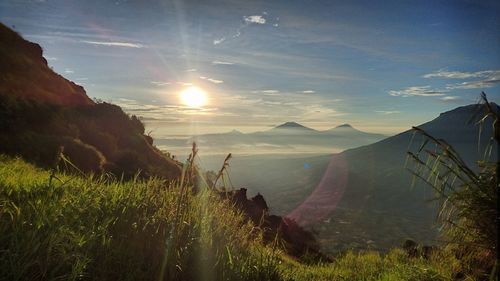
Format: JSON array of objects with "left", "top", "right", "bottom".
[
  {"left": 402, "top": 239, "right": 419, "bottom": 258},
  {"left": 218, "top": 188, "right": 326, "bottom": 261}
]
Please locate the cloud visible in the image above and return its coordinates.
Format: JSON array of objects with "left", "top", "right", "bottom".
[
  {"left": 422, "top": 69, "right": 500, "bottom": 90},
  {"left": 45, "top": 56, "right": 57, "bottom": 61},
  {"left": 151, "top": 81, "right": 170, "bottom": 86},
  {"left": 212, "top": 60, "right": 235, "bottom": 65},
  {"left": 186, "top": 68, "right": 197, "bottom": 72},
  {"left": 213, "top": 12, "right": 272, "bottom": 45},
  {"left": 446, "top": 80, "right": 499, "bottom": 89},
  {"left": 388, "top": 86, "right": 446, "bottom": 97},
  {"left": 115, "top": 98, "right": 220, "bottom": 121},
  {"left": 445, "top": 71, "right": 500, "bottom": 90},
  {"left": 199, "top": 76, "right": 223, "bottom": 84},
  {"left": 81, "top": 40, "right": 144, "bottom": 48},
  {"left": 423, "top": 69, "right": 500, "bottom": 79},
  {"left": 393, "top": 70, "right": 499, "bottom": 102},
  {"left": 375, "top": 110, "right": 401, "bottom": 115},
  {"left": 301, "top": 90, "right": 315, "bottom": 94},
  {"left": 213, "top": 37, "right": 225, "bottom": 45},
  {"left": 64, "top": 68, "right": 74, "bottom": 74},
  {"left": 251, "top": 90, "right": 281, "bottom": 96},
  {"left": 440, "top": 96, "right": 459, "bottom": 101},
  {"left": 260, "top": 90, "right": 279, "bottom": 94},
  {"left": 264, "top": 101, "right": 282, "bottom": 105},
  {"left": 423, "top": 70, "right": 487, "bottom": 79},
  {"left": 244, "top": 15, "right": 266, "bottom": 25}
]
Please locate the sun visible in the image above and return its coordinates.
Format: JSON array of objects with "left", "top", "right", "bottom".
[{"left": 179, "top": 86, "right": 208, "bottom": 108}]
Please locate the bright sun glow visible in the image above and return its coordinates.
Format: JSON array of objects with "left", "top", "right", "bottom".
[{"left": 179, "top": 86, "right": 208, "bottom": 108}]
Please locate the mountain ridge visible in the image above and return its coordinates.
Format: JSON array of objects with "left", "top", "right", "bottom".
[
  {"left": 289, "top": 101, "right": 498, "bottom": 251},
  {"left": 0, "top": 23, "right": 93, "bottom": 106}
]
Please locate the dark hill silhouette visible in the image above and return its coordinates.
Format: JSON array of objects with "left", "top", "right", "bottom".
[
  {"left": 0, "top": 23, "right": 93, "bottom": 106},
  {"left": 0, "top": 23, "right": 181, "bottom": 179}
]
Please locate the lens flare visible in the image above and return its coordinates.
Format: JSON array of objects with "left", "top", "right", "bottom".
[
  {"left": 286, "top": 154, "right": 348, "bottom": 226},
  {"left": 180, "top": 86, "right": 208, "bottom": 108}
]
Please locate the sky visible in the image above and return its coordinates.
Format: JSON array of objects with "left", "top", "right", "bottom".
[{"left": 1, "top": 0, "right": 499, "bottom": 137}]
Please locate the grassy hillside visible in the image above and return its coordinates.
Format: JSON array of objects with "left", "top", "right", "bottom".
[{"left": 0, "top": 155, "right": 460, "bottom": 281}]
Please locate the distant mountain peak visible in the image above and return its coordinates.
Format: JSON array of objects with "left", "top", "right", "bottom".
[
  {"left": 324, "top": 123, "right": 386, "bottom": 138},
  {"left": 335, "top": 123, "right": 353, "bottom": 128},
  {"left": 275, "top": 122, "right": 311, "bottom": 129}
]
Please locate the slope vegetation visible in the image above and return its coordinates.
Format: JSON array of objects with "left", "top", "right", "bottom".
[{"left": 0, "top": 155, "right": 457, "bottom": 281}]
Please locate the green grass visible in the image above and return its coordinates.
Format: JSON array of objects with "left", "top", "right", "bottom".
[
  {"left": 0, "top": 155, "right": 460, "bottom": 281},
  {"left": 280, "top": 248, "right": 461, "bottom": 281}
]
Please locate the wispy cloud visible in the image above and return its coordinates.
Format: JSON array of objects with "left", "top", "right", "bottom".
[
  {"left": 213, "top": 37, "right": 225, "bottom": 45},
  {"left": 64, "top": 68, "right": 74, "bottom": 74},
  {"left": 423, "top": 69, "right": 499, "bottom": 79},
  {"left": 253, "top": 90, "right": 280, "bottom": 96},
  {"left": 445, "top": 71, "right": 500, "bottom": 90},
  {"left": 212, "top": 60, "right": 235, "bottom": 65},
  {"left": 186, "top": 68, "right": 197, "bottom": 72},
  {"left": 264, "top": 101, "right": 281, "bottom": 105},
  {"left": 199, "top": 76, "right": 223, "bottom": 84},
  {"left": 301, "top": 90, "right": 315, "bottom": 94},
  {"left": 423, "top": 70, "right": 487, "bottom": 79},
  {"left": 151, "top": 81, "right": 171, "bottom": 86},
  {"left": 423, "top": 69, "right": 500, "bottom": 90},
  {"left": 375, "top": 110, "right": 401, "bottom": 115},
  {"left": 213, "top": 12, "right": 275, "bottom": 45},
  {"left": 389, "top": 86, "right": 446, "bottom": 97},
  {"left": 261, "top": 90, "right": 279, "bottom": 93},
  {"left": 45, "top": 56, "right": 57, "bottom": 61},
  {"left": 115, "top": 98, "right": 220, "bottom": 121},
  {"left": 244, "top": 15, "right": 266, "bottom": 25},
  {"left": 440, "top": 96, "right": 459, "bottom": 101},
  {"left": 81, "top": 40, "right": 144, "bottom": 48}
]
